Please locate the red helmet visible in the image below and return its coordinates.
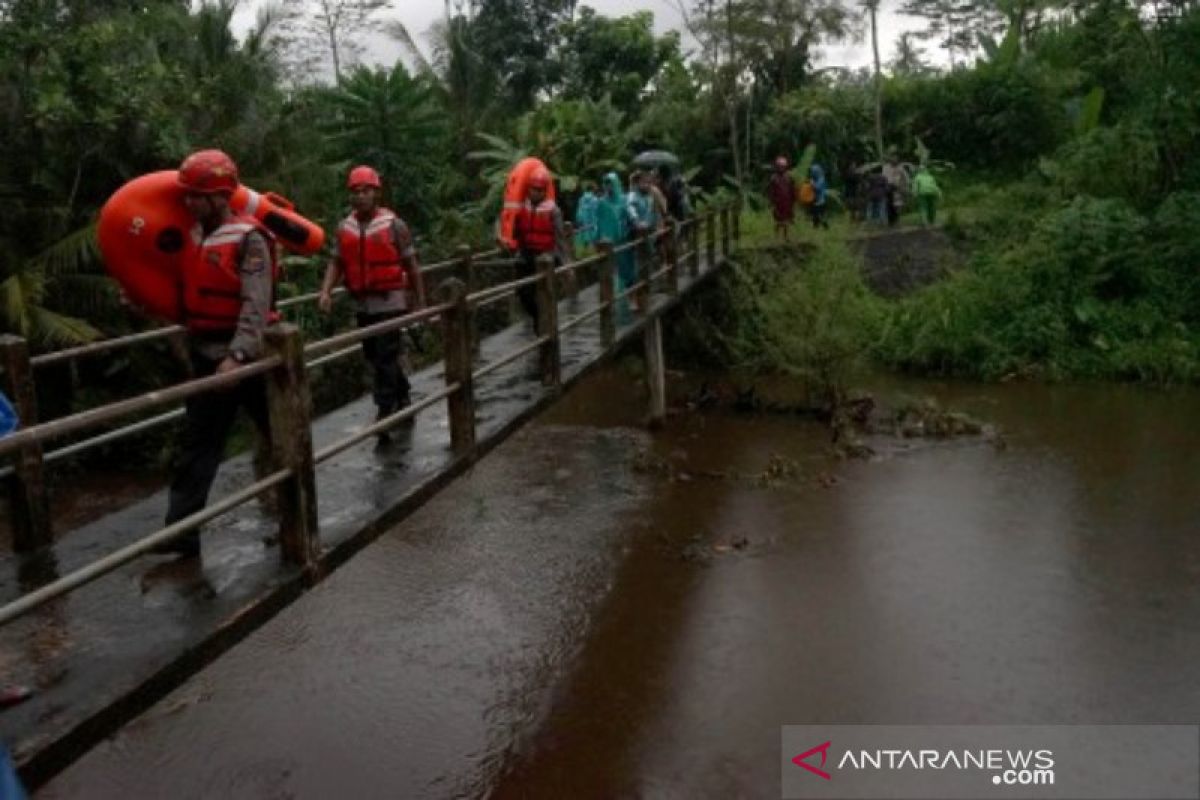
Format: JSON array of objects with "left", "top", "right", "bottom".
[
  {"left": 177, "top": 149, "right": 239, "bottom": 194},
  {"left": 528, "top": 168, "right": 551, "bottom": 189},
  {"left": 347, "top": 165, "right": 382, "bottom": 190},
  {"left": 774, "top": 156, "right": 789, "bottom": 170}
]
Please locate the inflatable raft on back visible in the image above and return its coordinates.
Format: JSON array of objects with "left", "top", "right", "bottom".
[
  {"left": 498, "top": 157, "right": 555, "bottom": 251},
  {"left": 97, "top": 171, "right": 325, "bottom": 322}
]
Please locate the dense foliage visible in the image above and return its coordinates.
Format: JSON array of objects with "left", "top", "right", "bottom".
[{"left": 1, "top": 0, "right": 1198, "bottom": 385}]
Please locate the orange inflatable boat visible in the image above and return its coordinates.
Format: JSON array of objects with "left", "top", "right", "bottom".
[
  {"left": 97, "top": 171, "right": 325, "bottom": 322},
  {"left": 498, "top": 157, "right": 555, "bottom": 250}
]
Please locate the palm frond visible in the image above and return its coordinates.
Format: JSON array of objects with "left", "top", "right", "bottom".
[
  {"left": 27, "top": 222, "right": 100, "bottom": 277},
  {"left": 29, "top": 306, "right": 102, "bottom": 347}
]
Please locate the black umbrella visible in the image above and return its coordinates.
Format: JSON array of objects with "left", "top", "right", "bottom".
[{"left": 632, "top": 150, "right": 680, "bottom": 170}]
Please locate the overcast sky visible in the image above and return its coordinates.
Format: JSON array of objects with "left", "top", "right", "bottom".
[{"left": 229, "top": 0, "right": 938, "bottom": 76}]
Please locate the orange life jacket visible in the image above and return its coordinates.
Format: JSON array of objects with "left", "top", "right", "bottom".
[
  {"left": 337, "top": 208, "right": 408, "bottom": 296},
  {"left": 182, "top": 215, "right": 278, "bottom": 333},
  {"left": 515, "top": 200, "right": 558, "bottom": 253}
]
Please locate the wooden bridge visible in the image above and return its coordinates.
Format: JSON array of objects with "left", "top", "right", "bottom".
[{"left": 0, "top": 205, "right": 741, "bottom": 788}]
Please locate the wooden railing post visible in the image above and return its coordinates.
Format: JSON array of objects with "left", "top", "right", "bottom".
[
  {"left": 535, "top": 254, "right": 561, "bottom": 388},
  {"left": 0, "top": 335, "right": 50, "bottom": 551},
  {"left": 262, "top": 324, "right": 319, "bottom": 567},
  {"left": 456, "top": 245, "right": 480, "bottom": 359},
  {"left": 705, "top": 210, "right": 717, "bottom": 268},
  {"left": 720, "top": 205, "right": 731, "bottom": 257},
  {"left": 636, "top": 233, "right": 652, "bottom": 313},
  {"left": 562, "top": 222, "right": 580, "bottom": 301},
  {"left": 597, "top": 240, "right": 616, "bottom": 347},
  {"left": 438, "top": 278, "right": 476, "bottom": 456},
  {"left": 667, "top": 218, "right": 681, "bottom": 295},
  {"left": 688, "top": 217, "right": 700, "bottom": 277}
]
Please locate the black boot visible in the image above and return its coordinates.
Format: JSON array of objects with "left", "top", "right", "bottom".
[
  {"left": 150, "top": 531, "right": 201, "bottom": 558},
  {"left": 375, "top": 405, "right": 395, "bottom": 444}
]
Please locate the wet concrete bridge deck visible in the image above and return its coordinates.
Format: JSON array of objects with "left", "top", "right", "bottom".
[{"left": 0, "top": 246, "right": 733, "bottom": 788}]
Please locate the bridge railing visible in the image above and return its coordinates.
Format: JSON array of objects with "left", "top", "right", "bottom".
[{"left": 0, "top": 205, "right": 737, "bottom": 626}]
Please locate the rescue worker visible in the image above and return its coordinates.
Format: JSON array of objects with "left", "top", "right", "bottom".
[
  {"left": 511, "top": 167, "right": 567, "bottom": 332},
  {"left": 318, "top": 166, "right": 425, "bottom": 442},
  {"left": 156, "top": 149, "right": 278, "bottom": 558}
]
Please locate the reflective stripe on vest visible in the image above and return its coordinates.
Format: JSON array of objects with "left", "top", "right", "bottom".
[
  {"left": 337, "top": 208, "right": 407, "bottom": 296},
  {"left": 516, "top": 200, "right": 557, "bottom": 253},
  {"left": 183, "top": 216, "right": 277, "bottom": 333}
]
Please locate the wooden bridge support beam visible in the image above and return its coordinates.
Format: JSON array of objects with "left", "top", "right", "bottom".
[
  {"left": 456, "top": 245, "right": 480, "bottom": 359},
  {"left": 1, "top": 335, "right": 51, "bottom": 552},
  {"left": 263, "top": 324, "right": 319, "bottom": 568},
  {"left": 439, "top": 279, "right": 476, "bottom": 457},
  {"left": 644, "top": 317, "right": 666, "bottom": 429}
]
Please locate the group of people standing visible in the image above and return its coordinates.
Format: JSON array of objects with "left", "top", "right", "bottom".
[
  {"left": 571, "top": 168, "right": 691, "bottom": 320},
  {"left": 769, "top": 152, "right": 944, "bottom": 239}
]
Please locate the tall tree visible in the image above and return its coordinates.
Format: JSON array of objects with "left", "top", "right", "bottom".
[
  {"left": 276, "top": 0, "right": 391, "bottom": 84},
  {"left": 899, "top": 0, "right": 1002, "bottom": 67},
  {"left": 890, "top": 31, "right": 932, "bottom": 75},
  {"left": 731, "top": 0, "right": 855, "bottom": 95},
  {"left": 556, "top": 9, "right": 680, "bottom": 118},
  {"left": 316, "top": 64, "right": 446, "bottom": 224},
  {"left": 461, "top": 0, "right": 576, "bottom": 111},
  {"left": 865, "top": 0, "right": 884, "bottom": 158}
]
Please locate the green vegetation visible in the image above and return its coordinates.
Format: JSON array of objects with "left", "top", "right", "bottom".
[{"left": 1, "top": 0, "right": 1199, "bottom": 389}]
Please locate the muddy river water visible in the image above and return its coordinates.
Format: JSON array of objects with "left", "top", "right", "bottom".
[{"left": 39, "top": 367, "right": 1200, "bottom": 798}]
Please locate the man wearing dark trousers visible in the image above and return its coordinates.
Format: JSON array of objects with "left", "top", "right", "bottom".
[
  {"left": 157, "top": 149, "right": 278, "bottom": 558},
  {"left": 511, "top": 167, "right": 568, "bottom": 333},
  {"left": 319, "top": 166, "right": 425, "bottom": 443}
]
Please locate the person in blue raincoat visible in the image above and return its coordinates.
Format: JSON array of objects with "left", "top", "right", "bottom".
[
  {"left": 625, "top": 171, "right": 658, "bottom": 311},
  {"left": 0, "top": 390, "right": 18, "bottom": 438},
  {"left": 594, "top": 172, "right": 637, "bottom": 324},
  {"left": 0, "top": 745, "right": 27, "bottom": 800},
  {"left": 808, "top": 163, "right": 830, "bottom": 230},
  {"left": 573, "top": 180, "right": 600, "bottom": 251}
]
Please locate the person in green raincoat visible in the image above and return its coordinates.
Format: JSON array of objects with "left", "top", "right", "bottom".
[
  {"left": 594, "top": 172, "right": 637, "bottom": 323},
  {"left": 913, "top": 166, "right": 943, "bottom": 226},
  {"left": 574, "top": 180, "right": 600, "bottom": 251}
]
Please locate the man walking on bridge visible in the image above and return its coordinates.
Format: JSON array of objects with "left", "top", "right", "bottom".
[
  {"left": 157, "top": 149, "right": 278, "bottom": 557},
  {"left": 319, "top": 166, "right": 426, "bottom": 443},
  {"left": 511, "top": 167, "right": 567, "bottom": 332}
]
